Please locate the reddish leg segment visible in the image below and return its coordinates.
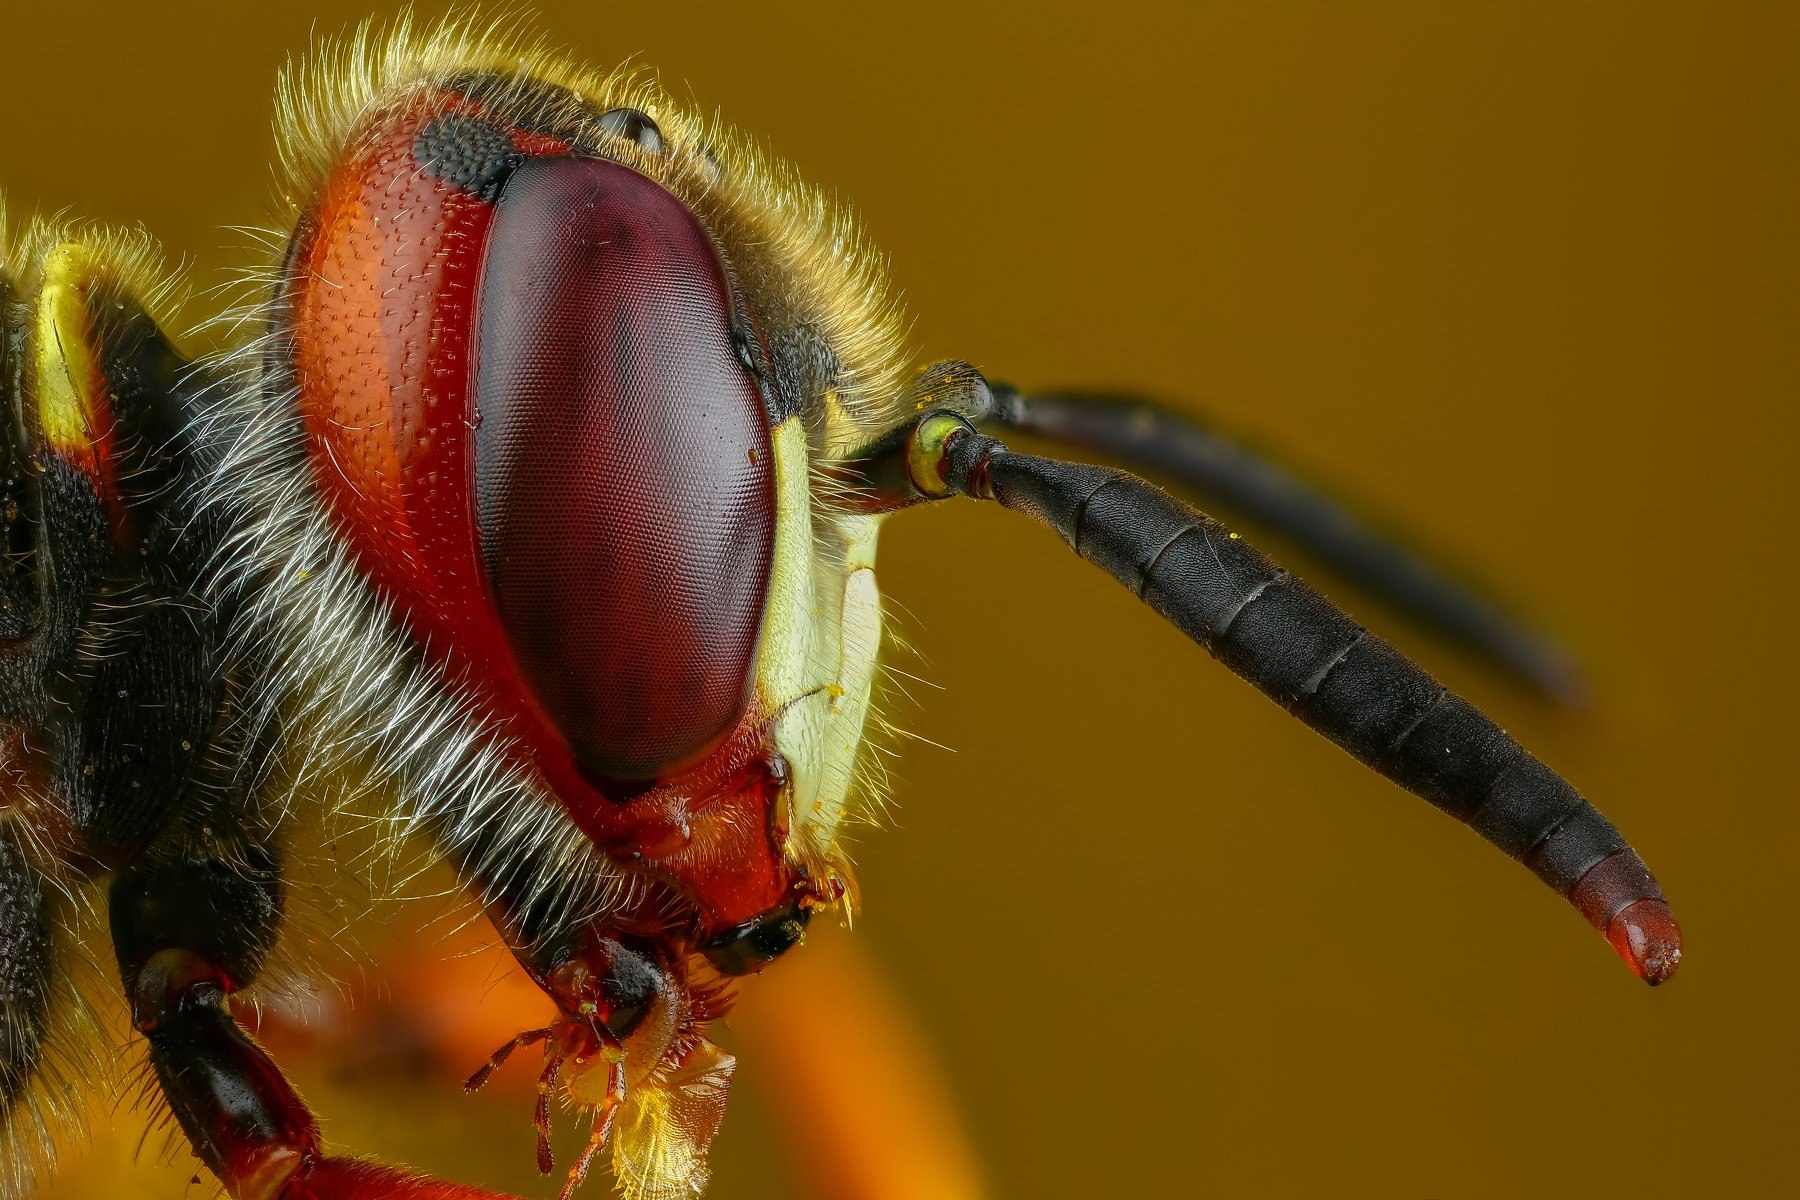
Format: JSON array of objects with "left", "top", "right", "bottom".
[
  {"left": 291, "top": 1161, "right": 522, "bottom": 1200},
  {"left": 127, "top": 948, "right": 525, "bottom": 1200},
  {"left": 111, "top": 848, "right": 526, "bottom": 1200}
]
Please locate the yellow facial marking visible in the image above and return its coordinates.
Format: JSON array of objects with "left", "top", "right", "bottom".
[
  {"left": 757, "top": 416, "right": 886, "bottom": 880},
  {"left": 757, "top": 417, "right": 822, "bottom": 720}
]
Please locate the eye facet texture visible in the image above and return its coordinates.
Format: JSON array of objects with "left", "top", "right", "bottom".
[{"left": 474, "top": 155, "right": 774, "bottom": 781}]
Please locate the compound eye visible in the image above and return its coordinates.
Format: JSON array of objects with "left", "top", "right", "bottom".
[{"left": 474, "top": 156, "right": 775, "bottom": 782}]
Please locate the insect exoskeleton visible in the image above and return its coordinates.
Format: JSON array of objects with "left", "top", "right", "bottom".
[
  {"left": 194, "top": 19, "right": 912, "bottom": 1200},
  {"left": 0, "top": 13, "right": 1685, "bottom": 1200}
]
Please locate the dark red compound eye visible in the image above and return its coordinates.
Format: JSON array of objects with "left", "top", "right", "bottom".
[
  {"left": 291, "top": 97, "right": 800, "bottom": 931},
  {"left": 473, "top": 156, "right": 775, "bottom": 782}
]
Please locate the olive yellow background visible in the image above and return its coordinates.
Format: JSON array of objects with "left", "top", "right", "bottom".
[{"left": 5, "top": 1, "right": 1796, "bottom": 1197}]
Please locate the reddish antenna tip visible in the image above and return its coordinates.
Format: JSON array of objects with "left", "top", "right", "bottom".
[
  {"left": 1568, "top": 850, "right": 1683, "bottom": 985},
  {"left": 1604, "top": 899, "right": 1683, "bottom": 985}
]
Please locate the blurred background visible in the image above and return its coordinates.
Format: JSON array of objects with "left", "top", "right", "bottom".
[{"left": 6, "top": 1, "right": 1795, "bottom": 1196}]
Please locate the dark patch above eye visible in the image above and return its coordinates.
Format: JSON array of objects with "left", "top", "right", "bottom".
[
  {"left": 413, "top": 113, "right": 523, "bottom": 200},
  {"left": 437, "top": 71, "right": 593, "bottom": 145},
  {"left": 597, "top": 107, "right": 664, "bottom": 154}
]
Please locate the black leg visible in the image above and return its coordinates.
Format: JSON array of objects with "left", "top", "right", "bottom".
[
  {"left": 109, "top": 835, "right": 524, "bottom": 1200},
  {"left": 110, "top": 840, "right": 310, "bottom": 1195}
]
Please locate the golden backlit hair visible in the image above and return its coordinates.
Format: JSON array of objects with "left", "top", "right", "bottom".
[{"left": 269, "top": 7, "right": 915, "bottom": 456}]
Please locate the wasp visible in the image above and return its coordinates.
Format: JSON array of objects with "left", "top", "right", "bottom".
[{"left": 0, "top": 15, "right": 1682, "bottom": 1200}]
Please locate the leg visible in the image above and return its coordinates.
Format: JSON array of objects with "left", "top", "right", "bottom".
[{"left": 110, "top": 842, "right": 524, "bottom": 1200}]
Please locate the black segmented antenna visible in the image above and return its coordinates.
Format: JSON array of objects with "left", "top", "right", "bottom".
[
  {"left": 854, "top": 365, "right": 1680, "bottom": 985},
  {"left": 981, "top": 387, "right": 1586, "bottom": 705}
]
